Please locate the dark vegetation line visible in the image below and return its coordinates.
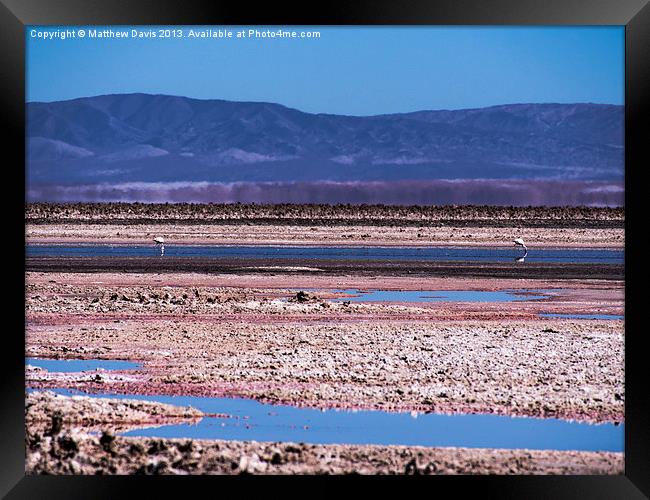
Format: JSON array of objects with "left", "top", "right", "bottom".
[
  {"left": 25, "top": 203, "right": 625, "bottom": 226},
  {"left": 24, "top": 217, "right": 624, "bottom": 229}
]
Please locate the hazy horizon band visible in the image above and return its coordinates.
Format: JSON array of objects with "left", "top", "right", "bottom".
[{"left": 26, "top": 180, "right": 625, "bottom": 207}]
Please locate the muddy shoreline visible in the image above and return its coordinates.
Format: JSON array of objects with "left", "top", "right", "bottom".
[
  {"left": 26, "top": 257, "right": 624, "bottom": 280},
  {"left": 26, "top": 224, "right": 624, "bottom": 249}
]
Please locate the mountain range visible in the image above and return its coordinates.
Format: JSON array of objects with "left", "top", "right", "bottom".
[{"left": 26, "top": 94, "right": 624, "bottom": 186}]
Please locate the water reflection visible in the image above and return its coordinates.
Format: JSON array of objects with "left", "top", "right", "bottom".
[
  {"left": 514, "top": 250, "right": 528, "bottom": 263},
  {"left": 42, "top": 388, "right": 624, "bottom": 452}
]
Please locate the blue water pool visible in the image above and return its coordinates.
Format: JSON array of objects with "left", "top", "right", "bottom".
[
  {"left": 540, "top": 313, "right": 624, "bottom": 320},
  {"left": 41, "top": 389, "right": 623, "bottom": 452},
  {"left": 331, "top": 288, "right": 553, "bottom": 303},
  {"left": 26, "top": 358, "right": 141, "bottom": 372}
]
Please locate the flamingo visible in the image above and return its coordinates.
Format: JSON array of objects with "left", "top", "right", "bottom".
[
  {"left": 513, "top": 238, "right": 527, "bottom": 252},
  {"left": 153, "top": 237, "right": 165, "bottom": 256},
  {"left": 513, "top": 238, "right": 527, "bottom": 261}
]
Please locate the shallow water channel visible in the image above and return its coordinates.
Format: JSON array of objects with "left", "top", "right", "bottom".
[
  {"left": 330, "top": 288, "right": 552, "bottom": 303},
  {"left": 26, "top": 358, "right": 142, "bottom": 372},
  {"left": 321, "top": 289, "right": 622, "bottom": 320},
  {"left": 40, "top": 388, "right": 623, "bottom": 452},
  {"left": 540, "top": 313, "right": 624, "bottom": 320},
  {"left": 27, "top": 355, "right": 623, "bottom": 452},
  {"left": 26, "top": 244, "right": 623, "bottom": 264}
]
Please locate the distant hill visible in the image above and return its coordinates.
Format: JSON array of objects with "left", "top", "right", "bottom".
[{"left": 27, "top": 94, "right": 624, "bottom": 186}]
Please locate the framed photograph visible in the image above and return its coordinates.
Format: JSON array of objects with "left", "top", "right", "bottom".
[{"left": 2, "top": 0, "right": 648, "bottom": 497}]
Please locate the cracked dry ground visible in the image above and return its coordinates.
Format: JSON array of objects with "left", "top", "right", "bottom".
[{"left": 26, "top": 272, "right": 624, "bottom": 423}]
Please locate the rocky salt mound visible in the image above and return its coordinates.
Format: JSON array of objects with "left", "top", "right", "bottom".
[{"left": 25, "top": 391, "right": 204, "bottom": 434}]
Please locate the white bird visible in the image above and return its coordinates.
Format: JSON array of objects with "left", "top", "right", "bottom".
[
  {"left": 153, "top": 237, "right": 165, "bottom": 256},
  {"left": 513, "top": 238, "right": 527, "bottom": 252}
]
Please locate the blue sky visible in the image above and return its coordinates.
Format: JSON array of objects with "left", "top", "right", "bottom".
[{"left": 26, "top": 26, "right": 624, "bottom": 115}]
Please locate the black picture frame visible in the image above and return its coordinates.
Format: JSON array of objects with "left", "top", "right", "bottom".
[{"left": 3, "top": 0, "right": 648, "bottom": 498}]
